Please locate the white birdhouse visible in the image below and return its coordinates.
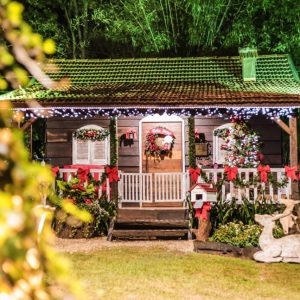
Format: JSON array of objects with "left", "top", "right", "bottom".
[{"left": 189, "top": 183, "right": 217, "bottom": 208}]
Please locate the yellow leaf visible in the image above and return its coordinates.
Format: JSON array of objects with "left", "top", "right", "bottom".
[{"left": 42, "top": 39, "right": 56, "bottom": 55}]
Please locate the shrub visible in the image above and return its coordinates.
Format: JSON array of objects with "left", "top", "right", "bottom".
[
  {"left": 53, "top": 176, "right": 117, "bottom": 238},
  {"left": 210, "top": 221, "right": 284, "bottom": 247}
]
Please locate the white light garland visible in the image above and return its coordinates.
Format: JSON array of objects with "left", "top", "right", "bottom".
[{"left": 12, "top": 106, "right": 297, "bottom": 119}]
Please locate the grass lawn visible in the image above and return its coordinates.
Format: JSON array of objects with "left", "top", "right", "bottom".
[{"left": 67, "top": 246, "right": 300, "bottom": 300}]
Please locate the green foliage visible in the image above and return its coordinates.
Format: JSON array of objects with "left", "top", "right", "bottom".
[
  {"left": 210, "top": 222, "right": 261, "bottom": 247},
  {"left": 210, "top": 198, "right": 285, "bottom": 229},
  {"left": 188, "top": 116, "right": 196, "bottom": 168},
  {"left": 210, "top": 221, "right": 284, "bottom": 247},
  {"left": 21, "top": 0, "right": 300, "bottom": 63},
  {"left": 54, "top": 174, "right": 117, "bottom": 237},
  {"left": 109, "top": 117, "right": 118, "bottom": 166}
]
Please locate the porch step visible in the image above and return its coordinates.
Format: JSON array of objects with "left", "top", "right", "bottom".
[
  {"left": 117, "top": 208, "right": 188, "bottom": 221},
  {"left": 115, "top": 219, "right": 189, "bottom": 229},
  {"left": 109, "top": 207, "right": 190, "bottom": 240},
  {"left": 112, "top": 229, "right": 188, "bottom": 240}
]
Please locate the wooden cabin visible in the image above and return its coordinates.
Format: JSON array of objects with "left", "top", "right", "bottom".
[{"left": 3, "top": 50, "right": 300, "bottom": 238}]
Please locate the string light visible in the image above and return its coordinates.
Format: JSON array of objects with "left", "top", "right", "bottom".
[{"left": 13, "top": 106, "right": 296, "bottom": 119}]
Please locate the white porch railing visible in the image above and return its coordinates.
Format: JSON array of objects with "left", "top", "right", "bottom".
[
  {"left": 201, "top": 168, "right": 291, "bottom": 203},
  {"left": 55, "top": 167, "right": 292, "bottom": 206},
  {"left": 118, "top": 172, "right": 190, "bottom": 207},
  {"left": 57, "top": 168, "right": 110, "bottom": 199},
  {"left": 118, "top": 168, "right": 292, "bottom": 206}
]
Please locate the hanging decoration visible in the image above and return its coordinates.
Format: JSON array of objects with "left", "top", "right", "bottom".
[
  {"left": 125, "top": 129, "right": 136, "bottom": 140},
  {"left": 73, "top": 128, "right": 109, "bottom": 142},
  {"left": 145, "top": 127, "right": 175, "bottom": 158},
  {"left": 214, "top": 116, "right": 262, "bottom": 168}
]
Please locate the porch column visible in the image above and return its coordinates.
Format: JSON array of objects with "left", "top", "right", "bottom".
[{"left": 275, "top": 116, "right": 298, "bottom": 199}]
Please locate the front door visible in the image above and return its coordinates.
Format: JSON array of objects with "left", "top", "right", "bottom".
[{"left": 141, "top": 120, "right": 183, "bottom": 173}]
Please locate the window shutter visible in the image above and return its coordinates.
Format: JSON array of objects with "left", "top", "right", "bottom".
[
  {"left": 91, "top": 140, "right": 107, "bottom": 164},
  {"left": 75, "top": 140, "right": 90, "bottom": 164}
]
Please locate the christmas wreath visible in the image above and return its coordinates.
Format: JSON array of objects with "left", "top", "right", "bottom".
[
  {"left": 145, "top": 127, "right": 175, "bottom": 157},
  {"left": 73, "top": 128, "right": 109, "bottom": 142}
]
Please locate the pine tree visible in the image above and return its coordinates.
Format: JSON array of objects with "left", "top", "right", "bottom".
[{"left": 215, "top": 117, "right": 262, "bottom": 168}]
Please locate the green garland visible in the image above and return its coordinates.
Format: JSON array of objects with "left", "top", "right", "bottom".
[
  {"left": 73, "top": 128, "right": 109, "bottom": 141},
  {"left": 198, "top": 169, "right": 289, "bottom": 190},
  {"left": 109, "top": 117, "right": 118, "bottom": 166},
  {"left": 188, "top": 117, "right": 197, "bottom": 168}
]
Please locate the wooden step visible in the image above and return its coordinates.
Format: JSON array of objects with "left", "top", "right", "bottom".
[
  {"left": 117, "top": 208, "right": 188, "bottom": 221},
  {"left": 112, "top": 229, "right": 188, "bottom": 240},
  {"left": 115, "top": 219, "right": 189, "bottom": 228},
  {"left": 142, "top": 202, "right": 183, "bottom": 207}
]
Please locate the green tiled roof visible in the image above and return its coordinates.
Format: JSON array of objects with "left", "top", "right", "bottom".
[{"left": 2, "top": 54, "right": 300, "bottom": 108}]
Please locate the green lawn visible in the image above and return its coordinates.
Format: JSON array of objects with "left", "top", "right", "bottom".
[{"left": 67, "top": 246, "right": 300, "bottom": 300}]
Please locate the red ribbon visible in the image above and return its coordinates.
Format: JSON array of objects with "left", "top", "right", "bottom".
[
  {"left": 285, "top": 166, "right": 298, "bottom": 180},
  {"left": 224, "top": 166, "right": 238, "bottom": 181},
  {"left": 257, "top": 164, "right": 270, "bottom": 182},
  {"left": 106, "top": 166, "right": 119, "bottom": 183},
  {"left": 126, "top": 129, "right": 136, "bottom": 139},
  {"left": 189, "top": 167, "right": 201, "bottom": 183},
  {"left": 195, "top": 202, "right": 211, "bottom": 220},
  {"left": 51, "top": 166, "right": 60, "bottom": 177},
  {"left": 77, "top": 167, "right": 90, "bottom": 183}
]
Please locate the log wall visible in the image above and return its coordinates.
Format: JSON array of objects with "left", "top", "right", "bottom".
[{"left": 46, "top": 116, "right": 282, "bottom": 169}]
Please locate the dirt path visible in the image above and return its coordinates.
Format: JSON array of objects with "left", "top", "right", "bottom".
[{"left": 54, "top": 236, "right": 194, "bottom": 253}]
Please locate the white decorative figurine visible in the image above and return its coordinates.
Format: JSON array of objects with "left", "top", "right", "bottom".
[{"left": 254, "top": 210, "right": 300, "bottom": 263}]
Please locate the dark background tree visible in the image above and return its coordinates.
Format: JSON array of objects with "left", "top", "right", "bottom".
[{"left": 21, "top": 0, "right": 300, "bottom": 64}]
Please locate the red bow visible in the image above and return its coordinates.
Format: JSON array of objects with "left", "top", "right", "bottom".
[
  {"left": 224, "top": 166, "right": 238, "bottom": 181},
  {"left": 106, "top": 166, "right": 119, "bottom": 183},
  {"left": 195, "top": 202, "right": 211, "bottom": 220},
  {"left": 257, "top": 164, "right": 270, "bottom": 182},
  {"left": 77, "top": 167, "right": 90, "bottom": 183},
  {"left": 51, "top": 166, "right": 60, "bottom": 177},
  {"left": 285, "top": 166, "right": 298, "bottom": 181},
  {"left": 189, "top": 167, "right": 201, "bottom": 183}
]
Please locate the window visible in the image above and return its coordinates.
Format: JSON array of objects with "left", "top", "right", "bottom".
[
  {"left": 72, "top": 125, "right": 109, "bottom": 165},
  {"left": 213, "top": 123, "right": 233, "bottom": 165}
]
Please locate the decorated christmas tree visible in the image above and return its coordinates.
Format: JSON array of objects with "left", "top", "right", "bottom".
[{"left": 215, "top": 116, "right": 263, "bottom": 167}]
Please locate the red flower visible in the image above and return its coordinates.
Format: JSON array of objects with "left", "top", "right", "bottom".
[
  {"left": 72, "top": 184, "right": 86, "bottom": 192},
  {"left": 84, "top": 198, "right": 93, "bottom": 205}
]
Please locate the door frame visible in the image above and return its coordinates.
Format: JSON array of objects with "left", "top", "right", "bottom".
[{"left": 139, "top": 114, "right": 185, "bottom": 173}]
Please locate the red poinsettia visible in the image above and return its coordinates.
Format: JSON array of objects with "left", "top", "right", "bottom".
[{"left": 72, "top": 184, "right": 86, "bottom": 192}]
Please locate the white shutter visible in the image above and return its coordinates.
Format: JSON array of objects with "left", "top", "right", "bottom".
[
  {"left": 74, "top": 140, "right": 90, "bottom": 164},
  {"left": 91, "top": 140, "right": 107, "bottom": 164}
]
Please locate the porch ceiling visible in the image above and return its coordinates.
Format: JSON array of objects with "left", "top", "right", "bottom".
[{"left": 2, "top": 54, "right": 300, "bottom": 109}]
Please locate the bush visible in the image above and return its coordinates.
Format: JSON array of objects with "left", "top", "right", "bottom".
[
  {"left": 210, "top": 222, "right": 261, "bottom": 247},
  {"left": 53, "top": 176, "right": 117, "bottom": 238},
  {"left": 210, "top": 221, "right": 284, "bottom": 247},
  {"left": 210, "top": 198, "right": 285, "bottom": 229}
]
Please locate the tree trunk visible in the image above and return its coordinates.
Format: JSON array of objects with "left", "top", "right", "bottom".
[{"left": 196, "top": 214, "right": 211, "bottom": 241}]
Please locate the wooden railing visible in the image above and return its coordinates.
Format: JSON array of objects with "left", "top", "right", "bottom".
[
  {"left": 118, "top": 172, "right": 190, "bottom": 207},
  {"left": 57, "top": 168, "right": 110, "bottom": 199},
  {"left": 201, "top": 168, "right": 291, "bottom": 203}
]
